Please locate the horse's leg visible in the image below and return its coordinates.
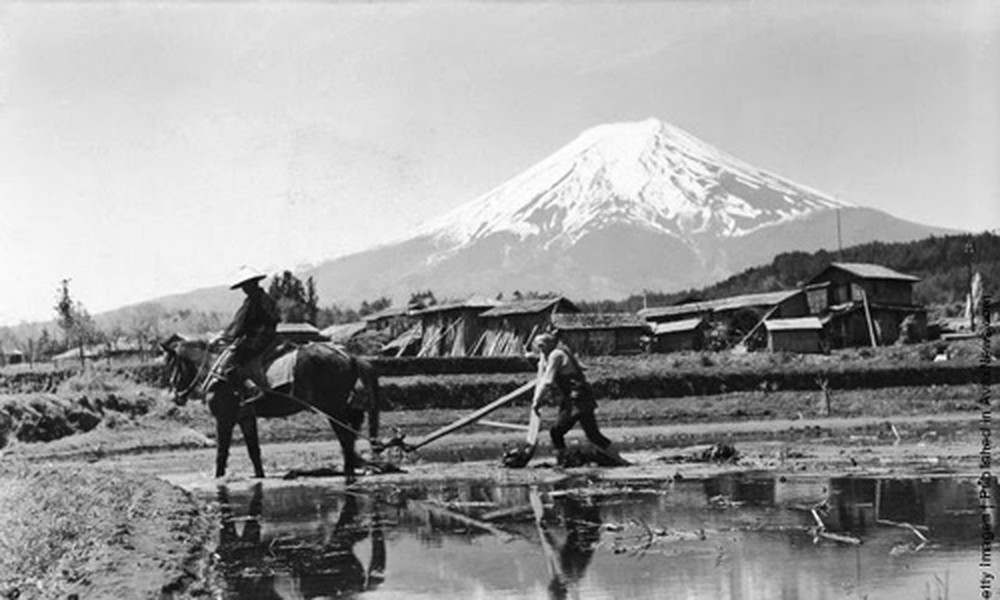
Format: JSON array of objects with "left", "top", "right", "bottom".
[
  {"left": 209, "top": 388, "right": 239, "bottom": 478},
  {"left": 237, "top": 412, "right": 265, "bottom": 478},
  {"left": 332, "top": 410, "right": 364, "bottom": 483},
  {"left": 214, "top": 415, "right": 236, "bottom": 478}
]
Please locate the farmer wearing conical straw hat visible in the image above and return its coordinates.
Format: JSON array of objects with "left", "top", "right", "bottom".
[{"left": 212, "top": 266, "right": 280, "bottom": 400}]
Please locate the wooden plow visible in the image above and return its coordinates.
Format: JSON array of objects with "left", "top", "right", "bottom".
[{"left": 378, "top": 381, "right": 542, "bottom": 465}]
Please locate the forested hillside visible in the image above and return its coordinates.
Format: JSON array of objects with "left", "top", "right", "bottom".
[{"left": 580, "top": 232, "right": 1000, "bottom": 314}]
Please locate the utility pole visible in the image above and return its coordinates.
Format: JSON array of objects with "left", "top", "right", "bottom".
[
  {"left": 965, "top": 239, "right": 975, "bottom": 330},
  {"left": 836, "top": 208, "right": 843, "bottom": 261}
]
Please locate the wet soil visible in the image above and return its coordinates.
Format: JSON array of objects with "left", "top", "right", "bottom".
[{"left": 0, "top": 392, "right": 993, "bottom": 598}]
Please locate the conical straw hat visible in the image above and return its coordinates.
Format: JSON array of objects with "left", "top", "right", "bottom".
[{"left": 230, "top": 265, "right": 267, "bottom": 290}]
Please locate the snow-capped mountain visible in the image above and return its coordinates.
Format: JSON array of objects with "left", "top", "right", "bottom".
[
  {"left": 415, "top": 118, "right": 850, "bottom": 258},
  {"left": 144, "top": 118, "right": 953, "bottom": 314}
]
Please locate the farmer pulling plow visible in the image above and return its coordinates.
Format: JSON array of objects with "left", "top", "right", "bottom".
[{"left": 379, "top": 332, "right": 629, "bottom": 469}]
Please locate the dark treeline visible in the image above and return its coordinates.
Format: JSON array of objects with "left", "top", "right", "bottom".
[{"left": 576, "top": 232, "right": 1000, "bottom": 313}]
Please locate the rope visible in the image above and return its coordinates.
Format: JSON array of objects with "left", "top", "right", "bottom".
[{"left": 241, "top": 385, "right": 381, "bottom": 447}]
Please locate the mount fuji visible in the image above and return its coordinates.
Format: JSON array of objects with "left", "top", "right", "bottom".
[
  {"left": 144, "top": 118, "right": 951, "bottom": 317},
  {"left": 299, "top": 118, "right": 948, "bottom": 306}
]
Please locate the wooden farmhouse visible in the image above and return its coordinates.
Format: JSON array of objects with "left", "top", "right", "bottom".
[
  {"left": 362, "top": 305, "right": 417, "bottom": 340},
  {"left": 640, "top": 289, "right": 808, "bottom": 325},
  {"left": 764, "top": 317, "right": 826, "bottom": 354},
  {"left": 551, "top": 312, "right": 648, "bottom": 355},
  {"left": 650, "top": 317, "right": 710, "bottom": 352},
  {"left": 639, "top": 290, "right": 808, "bottom": 351},
  {"left": 803, "top": 262, "right": 925, "bottom": 347},
  {"left": 477, "top": 297, "right": 579, "bottom": 356},
  {"left": 0, "top": 347, "right": 24, "bottom": 366},
  {"left": 411, "top": 296, "right": 500, "bottom": 357}
]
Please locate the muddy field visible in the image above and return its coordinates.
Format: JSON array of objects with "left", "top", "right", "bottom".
[{"left": 0, "top": 356, "right": 996, "bottom": 598}]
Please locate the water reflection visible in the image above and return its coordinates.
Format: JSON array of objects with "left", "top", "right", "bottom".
[
  {"left": 212, "top": 474, "right": 997, "bottom": 599},
  {"left": 216, "top": 484, "right": 385, "bottom": 598},
  {"left": 529, "top": 486, "right": 602, "bottom": 600}
]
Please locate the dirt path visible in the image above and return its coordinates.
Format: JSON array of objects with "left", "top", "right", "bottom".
[{"left": 0, "top": 464, "right": 216, "bottom": 599}]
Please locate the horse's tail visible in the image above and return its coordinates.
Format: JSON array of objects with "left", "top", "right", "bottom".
[{"left": 355, "top": 356, "right": 381, "bottom": 442}]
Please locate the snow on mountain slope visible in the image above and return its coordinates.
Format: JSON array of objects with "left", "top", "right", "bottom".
[{"left": 413, "top": 118, "right": 852, "bottom": 256}]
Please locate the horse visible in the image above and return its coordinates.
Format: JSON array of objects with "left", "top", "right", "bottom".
[{"left": 160, "top": 334, "right": 382, "bottom": 481}]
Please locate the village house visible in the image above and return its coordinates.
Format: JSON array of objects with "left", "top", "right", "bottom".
[
  {"left": 649, "top": 317, "right": 710, "bottom": 353},
  {"left": 477, "top": 297, "right": 579, "bottom": 356},
  {"left": 0, "top": 347, "right": 24, "bottom": 366},
  {"left": 803, "top": 262, "right": 925, "bottom": 347},
  {"left": 362, "top": 305, "right": 417, "bottom": 341},
  {"left": 764, "top": 317, "right": 826, "bottom": 354},
  {"left": 640, "top": 289, "right": 808, "bottom": 325},
  {"left": 410, "top": 296, "right": 500, "bottom": 357},
  {"left": 551, "top": 312, "right": 648, "bottom": 355},
  {"left": 639, "top": 290, "right": 809, "bottom": 351}
]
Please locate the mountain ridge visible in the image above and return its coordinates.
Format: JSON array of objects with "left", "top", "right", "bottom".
[{"left": 62, "top": 118, "right": 963, "bottom": 321}]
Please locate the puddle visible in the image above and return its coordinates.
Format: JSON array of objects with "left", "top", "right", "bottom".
[{"left": 205, "top": 473, "right": 998, "bottom": 599}]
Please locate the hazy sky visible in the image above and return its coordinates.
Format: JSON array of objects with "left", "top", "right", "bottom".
[{"left": 1, "top": 1, "right": 998, "bottom": 325}]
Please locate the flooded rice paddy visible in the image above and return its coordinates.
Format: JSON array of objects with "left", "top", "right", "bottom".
[{"left": 206, "top": 473, "right": 997, "bottom": 599}]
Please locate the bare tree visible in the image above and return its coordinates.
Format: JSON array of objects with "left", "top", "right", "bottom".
[{"left": 55, "top": 279, "right": 98, "bottom": 369}]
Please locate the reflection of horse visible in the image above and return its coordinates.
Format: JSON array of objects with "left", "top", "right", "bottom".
[
  {"left": 217, "top": 484, "right": 386, "bottom": 599},
  {"left": 161, "top": 335, "right": 381, "bottom": 480}
]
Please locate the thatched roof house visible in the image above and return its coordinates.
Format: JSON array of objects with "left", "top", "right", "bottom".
[
  {"left": 410, "top": 296, "right": 500, "bottom": 357},
  {"left": 477, "top": 297, "right": 579, "bottom": 356}
]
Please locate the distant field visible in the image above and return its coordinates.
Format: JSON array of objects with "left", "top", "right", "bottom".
[{"left": 1, "top": 336, "right": 995, "bottom": 453}]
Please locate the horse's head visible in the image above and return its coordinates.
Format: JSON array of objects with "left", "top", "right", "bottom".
[{"left": 160, "top": 333, "right": 210, "bottom": 406}]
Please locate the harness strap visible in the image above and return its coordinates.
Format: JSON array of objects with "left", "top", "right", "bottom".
[
  {"left": 241, "top": 384, "right": 380, "bottom": 446},
  {"left": 176, "top": 348, "right": 212, "bottom": 398}
]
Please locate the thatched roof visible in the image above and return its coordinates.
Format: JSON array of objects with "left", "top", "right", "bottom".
[{"left": 553, "top": 312, "right": 646, "bottom": 331}]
